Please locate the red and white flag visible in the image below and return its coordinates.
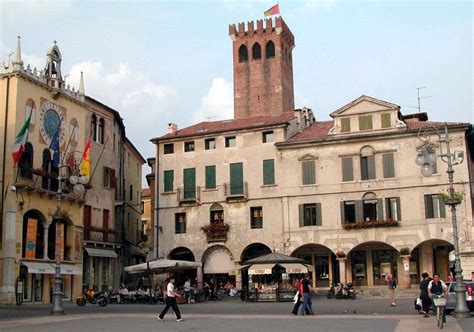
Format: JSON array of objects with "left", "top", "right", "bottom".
[{"left": 11, "top": 110, "right": 32, "bottom": 165}]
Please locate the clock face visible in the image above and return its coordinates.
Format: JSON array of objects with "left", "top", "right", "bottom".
[{"left": 39, "top": 102, "right": 66, "bottom": 146}]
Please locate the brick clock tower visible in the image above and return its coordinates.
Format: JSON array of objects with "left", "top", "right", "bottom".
[{"left": 229, "top": 17, "right": 295, "bottom": 119}]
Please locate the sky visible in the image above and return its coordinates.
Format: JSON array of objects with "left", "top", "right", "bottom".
[{"left": 1, "top": 0, "right": 472, "bottom": 186}]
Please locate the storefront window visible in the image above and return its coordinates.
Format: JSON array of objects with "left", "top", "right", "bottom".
[
  {"left": 93, "top": 257, "right": 100, "bottom": 290},
  {"left": 102, "top": 257, "right": 110, "bottom": 291},
  {"left": 351, "top": 251, "right": 367, "bottom": 286},
  {"left": 372, "top": 250, "right": 397, "bottom": 286},
  {"left": 410, "top": 249, "right": 420, "bottom": 284},
  {"left": 33, "top": 274, "right": 42, "bottom": 302},
  {"left": 316, "top": 255, "right": 330, "bottom": 287}
]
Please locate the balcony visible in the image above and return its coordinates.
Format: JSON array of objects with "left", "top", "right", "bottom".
[
  {"left": 201, "top": 222, "right": 230, "bottom": 243},
  {"left": 177, "top": 187, "right": 201, "bottom": 204},
  {"left": 224, "top": 182, "right": 248, "bottom": 201},
  {"left": 84, "top": 226, "right": 117, "bottom": 243}
]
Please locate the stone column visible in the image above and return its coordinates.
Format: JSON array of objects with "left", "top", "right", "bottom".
[
  {"left": 401, "top": 255, "right": 411, "bottom": 289},
  {"left": 337, "top": 257, "right": 347, "bottom": 284},
  {"left": 196, "top": 266, "right": 203, "bottom": 291},
  {"left": 367, "top": 249, "right": 374, "bottom": 286},
  {"left": 1, "top": 208, "right": 17, "bottom": 303},
  {"left": 42, "top": 222, "right": 49, "bottom": 259},
  {"left": 235, "top": 263, "right": 242, "bottom": 291}
]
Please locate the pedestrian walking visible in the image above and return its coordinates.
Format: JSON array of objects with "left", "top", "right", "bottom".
[
  {"left": 184, "top": 278, "right": 191, "bottom": 304},
  {"left": 158, "top": 277, "right": 183, "bottom": 322},
  {"left": 385, "top": 273, "right": 397, "bottom": 306},
  {"left": 419, "top": 272, "right": 432, "bottom": 317},
  {"left": 291, "top": 276, "right": 310, "bottom": 315},
  {"left": 300, "top": 274, "right": 315, "bottom": 316}
]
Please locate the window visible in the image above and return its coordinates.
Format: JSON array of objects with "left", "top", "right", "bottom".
[
  {"left": 360, "top": 156, "right": 376, "bottom": 180},
  {"left": 41, "top": 149, "right": 51, "bottom": 190},
  {"left": 342, "top": 201, "right": 356, "bottom": 224},
  {"left": 299, "top": 203, "right": 322, "bottom": 226},
  {"left": 341, "top": 157, "right": 354, "bottom": 182},
  {"left": 91, "top": 115, "right": 97, "bottom": 141},
  {"left": 385, "top": 197, "right": 401, "bottom": 221},
  {"left": 205, "top": 165, "right": 216, "bottom": 189},
  {"left": 183, "top": 168, "right": 196, "bottom": 199},
  {"left": 98, "top": 118, "right": 104, "bottom": 144},
  {"left": 129, "top": 185, "right": 133, "bottom": 201},
  {"left": 164, "top": 143, "right": 174, "bottom": 154},
  {"left": 358, "top": 115, "right": 373, "bottom": 131},
  {"left": 262, "top": 131, "right": 273, "bottom": 143},
  {"left": 302, "top": 160, "right": 315, "bottom": 185},
  {"left": 225, "top": 136, "right": 236, "bottom": 147},
  {"left": 381, "top": 113, "right": 391, "bottom": 128},
  {"left": 175, "top": 213, "right": 186, "bottom": 234},
  {"left": 184, "top": 141, "right": 195, "bottom": 152},
  {"left": 229, "top": 162, "right": 244, "bottom": 195},
  {"left": 238, "top": 44, "right": 248, "bottom": 62},
  {"left": 266, "top": 41, "right": 275, "bottom": 58},
  {"left": 263, "top": 159, "right": 275, "bottom": 185},
  {"left": 163, "top": 170, "right": 174, "bottom": 192},
  {"left": 210, "top": 208, "right": 224, "bottom": 223},
  {"left": 252, "top": 42, "right": 261, "bottom": 60},
  {"left": 341, "top": 118, "right": 351, "bottom": 133},
  {"left": 250, "top": 207, "right": 263, "bottom": 229},
  {"left": 104, "top": 167, "right": 111, "bottom": 188},
  {"left": 363, "top": 197, "right": 382, "bottom": 221},
  {"left": 424, "top": 194, "right": 446, "bottom": 219},
  {"left": 19, "top": 142, "right": 33, "bottom": 179},
  {"left": 382, "top": 153, "right": 395, "bottom": 178},
  {"left": 205, "top": 138, "right": 216, "bottom": 150}
]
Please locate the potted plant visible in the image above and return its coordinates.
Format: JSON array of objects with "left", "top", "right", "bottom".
[
  {"left": 201, "top": 222, "right": 230, "bottom": 242},
  {"left": 439, "top": 189, "right": 464, "bottom": 205},
  {"left": 335, "top": 248, "right": 346, "bottom": 259},
  {"left": 400, "top": 247, "right": 410, "bottom": 256}
]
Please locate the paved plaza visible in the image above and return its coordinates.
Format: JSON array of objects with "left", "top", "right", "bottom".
[{"left": 0, "top": 298, "right": 472, "bottom": 331}]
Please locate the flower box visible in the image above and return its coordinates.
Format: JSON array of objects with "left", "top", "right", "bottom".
[
  {"left": 343, "top": 219, "right": 399, "bottom": 230},
  {"left": 201, "top": 223, "right": 230, "bottom": 242}
]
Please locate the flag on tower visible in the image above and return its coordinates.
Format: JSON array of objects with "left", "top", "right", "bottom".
[
  {"left": 264, "top": 3, "right": 280, "bottom": 17},
  {"left": 49, "top": 121, "right": 61, "bottom": 168},
  {"left": 11, "top": 110, "right": 32, "bottom": 165},
  {"left": 80, "top": 137, "right": 91, "bottom": 177}
]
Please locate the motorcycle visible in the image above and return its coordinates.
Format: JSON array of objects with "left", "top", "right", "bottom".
[
  {"left": 335, "top": 283, "right": 357, "bottom": 300},
  {"left": 76, "top": 291, "right": 108, "bottom": 307}
]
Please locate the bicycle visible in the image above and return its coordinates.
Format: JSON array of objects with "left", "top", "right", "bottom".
[{"left": 433, "top": 294, "right": 446, "bottom": 329}]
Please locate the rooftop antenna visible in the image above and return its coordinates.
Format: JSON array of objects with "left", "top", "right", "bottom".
[{"left": 408, "top": 86, "right": 431, "bottom": 112}]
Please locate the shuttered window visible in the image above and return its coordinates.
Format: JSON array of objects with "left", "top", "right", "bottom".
[
  {"left": 381, "top": 113, "right": 391, "bottom": 128},
  {"left": 183, "top": 168, "right": 196, "bottom": 199},
  {"left": 358, "top": 115, "right": 373, "bottom": 131},
  {"left": 382, "top": 153, "right": 395, "bottom": 178},
  {"left": 263, "top": 159, "right": 275, "bottom": 185},
  {"left": 385, "top": 197, "right": 401, "bottom": 221},
  {"left": 341, "top": 118, "right": 351, "bottom": 133},
  {"left": 302, "top": 160, "right": 316, "bottom": 185},
  {"left": 164, "top": 143, "right": 174, "bottom": 154},
  {"left": 342, "top": 157, "right": 354, "bottom": 182},
  {"left": 205, "top": 165, "right": 216, "bottom": 189},
  {"left": 163, "top": 170, "right": 174, "bottom": 192},
  {"left": 299, "top": 203, "right": 322, "bottom": 226},
  {"left": 175, "top": 213, "right": 186, "bottom": 234},
  {"left": 230, "top": 162, "right": 244, "bottom": 195},
  {"left": 361, "top": 156, "right": 376, "bottom": 180},
  {"left": 424, "top": 194, "right": 446, "bottom": 219}
]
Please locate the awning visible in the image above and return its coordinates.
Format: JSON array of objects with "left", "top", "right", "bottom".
[
  {"left": 124, "top": 259, "right": 202, "bottom": 274},
  {"left": 85, "top": 247, "right": 117, "bottom": 258},
  {"left": 280, "top": 263, "right": 309, "bottom": 274},
  {"left": 130, "top": 244, "right": 146, "bottom": 257},
  {"left": 248, "top": 263, "right": 276, "bottom": 275},
  {"left": 21, "top": 261, "right": 82, "bottom": 275},
  {"left": 203, "top": 249, "right": 235, "bottom": 274}
]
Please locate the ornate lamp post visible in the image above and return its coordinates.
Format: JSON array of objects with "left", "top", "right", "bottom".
[{"left": 415, "top": 123, "right": 469, "bottom": 318}]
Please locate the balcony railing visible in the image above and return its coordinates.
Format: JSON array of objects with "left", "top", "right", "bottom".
[
  {"left": 177, "top": 187, "right": 201, "bottom": 204},
  {"left": 224, "top": 181, "right": 248, "bottom": 200},
  {"left": 84, "top": 226, "right": 117, "bottom": 243}
]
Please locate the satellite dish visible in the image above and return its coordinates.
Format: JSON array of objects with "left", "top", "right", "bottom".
[
  {"left": 73, "top": 184, "right": 85, "bottom": 196},
  {"left": 69, "top": 175, "right": 79, "bottom": 185},
  {"left": 78, "top": 176, "right": 89, "bottom": 184}
]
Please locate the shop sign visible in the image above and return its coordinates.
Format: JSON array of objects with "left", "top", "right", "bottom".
[{"left": 25, "top": 218, "right": 37, "bottom": 259}]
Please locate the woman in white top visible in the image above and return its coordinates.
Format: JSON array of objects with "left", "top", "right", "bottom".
[{"left": 158, "top": 278, "right": 183, "bottom": 322}]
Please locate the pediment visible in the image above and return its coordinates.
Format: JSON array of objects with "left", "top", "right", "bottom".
[
  {"left": 330, "top": 95, "right": 400, "bottom": 117},
  {"left": 298, "top": 153, "right": 318, "bottom": 161}
]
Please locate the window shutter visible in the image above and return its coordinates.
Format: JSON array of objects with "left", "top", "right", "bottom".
[
  {"left": 164, "top": 170, "right": 174, "bottom": 192},
  {"left": 111, "top": 169, "right": 116, "bottom": 189},
  {"left": 230, "top": 162, "right": 244, "bottom": 195},
  {"left": 367, "top": 156, "right": 376, "bottom": 179},
  {"left": 183, "top": 168, "right": 196, "bottom": 199},
  {"left": 396, "top": 197, "right": 401, "bottom": 221},
  {"left": 205, "top": 165, "right": 216, "bottom": 189},
  {"left": 302, "top": 160, "right": 315, "bottom": 185},
  {"left": 377, "top": 198, "right": 384, "bottom": 221},
  {"left": 263, "top": 159, "right": 275, "bottom": 185},
  {"left": 342, "top": 157, "right": 353, "bottom": 181},
  {"left": 383, "top": 153, "right": 395, "bottom": 178},
  {"left": 440, "top": 200, "right": 446, "bottom": 218},
  {"left": 340, "top": 201, "right": 346, "bottom": 224},
  {"left": 381, "top": 114, "right": 391, "bottom": 128},
  {"left": 103, "top": 167, "right": 108, "bottom": 187},
  {"left": 424, "top": 195, "right": 433, "bottom": 218},
  {"left": 385, "top": 198, "right": 390, "bottom": 220},
  {"left": 316, "top": 203, "right": 322, "bottom": 226},
  {"left": 299, "top": 204, "right": 304, "bottom": 227},
  {"left": 341, "top": 118, "right": 351, "bottom": 133},
  {"left": 355, "top": 200, "right": 364, "bottom": 222},
  {"left": 360, "top": 157, "right": 368, "bottom": 180}
]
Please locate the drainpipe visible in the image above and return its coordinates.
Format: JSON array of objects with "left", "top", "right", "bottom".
[
  {"left": 1, "top": 76, "right": 11, "bottom": 244},
  {"left": 153, "top": 144, "right": 159, "bottom": 259}
]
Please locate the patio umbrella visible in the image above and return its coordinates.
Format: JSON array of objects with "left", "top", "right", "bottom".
[{"left": 124, "top": 259, "right": 202, "bottom": 274}]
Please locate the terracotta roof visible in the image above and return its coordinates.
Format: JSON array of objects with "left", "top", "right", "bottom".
[
  {"left": 286, "top": 121, "right": 333, "bottom": 142},
  {"left": 141, "top": 188, "right": 151, "bottom": 197},
  {"left": 404, "top": 119, "right": 469, "bottom": 131},
  {"left": 152, "top": 112, "right": 295, "bottom": 142}
]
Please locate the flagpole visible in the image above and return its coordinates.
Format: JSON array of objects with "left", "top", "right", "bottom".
[
  {"left": 61, "top": 124, "right": 78, "bottom": 164},
  {"left": 90, "top": 136, "right": 109, "bottom": 181}
]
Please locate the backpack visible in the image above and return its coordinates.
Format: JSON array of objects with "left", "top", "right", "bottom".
[{"left": 390, "top": 278, "right": 397, "bottom": 289}]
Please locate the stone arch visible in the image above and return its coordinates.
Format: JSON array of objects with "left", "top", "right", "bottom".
[
  {"left": 201, "top": 245, "right": 234, "bottom": 275},
  {"left": 168, "top": 246, "right": 196, "bottom": 262},
  {"left": 359, "top": 145, "right": 375, "bottom": 156},
  {"left": 240, "top": 242, "right": 272, "bottom": 262},
  {"left": 238, "top": 44, "right": 248, "bottom": 63},
  {"left": 291, "top": 243, "right": 337, "bottom": 286},
  {"left": 411, "top": 238, "right": 454, "bottom": 282},
  {"left": 209, "top": 203, "right": 224, "bottom": 223},
  {"left": 22, "top": 209, "right": 47, "bottom": 259}
]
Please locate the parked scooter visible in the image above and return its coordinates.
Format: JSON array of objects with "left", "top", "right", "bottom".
[
  {"left": 76, "top": 289, "right": 108, "bottom": 307},
  {"left": 327, "top": 281, "right": 337, "bottom": 299},
  {"left": 335, "top": 283, "right": 357, "bottom": 300}
]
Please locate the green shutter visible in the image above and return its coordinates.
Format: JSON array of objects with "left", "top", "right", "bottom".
[
  {"left": 377, "top": 198, "right": 384, "bottom": 221},
  {"left": 396, "top": 197, "right": 401, "bottom": 221},
  {"left": 164, "top": 170, "right": 174, "bottom": 192},
  {"left": 359, "top": 116, "right": 373, "bottom": 131},
  {"left": 440, "top": 200, "right": 446, "bottom": 218},
  {"left": 299, "top": 204, "right": 304, "bottom": 227},
  {"left": 367, "top": 156, "right": 376, "bottom": 179},
  {"left": 355, "top": 200, "right": 364, "bottom": 222},
  {"left": 341, "top": 118, "right": 351, "bottom": 133},
  {"left": 360, "top": 157, "right": 368, "bottom": 180},
  {"left": 385, "top": 198, "right": 390, "bottom": 220},
  {"left": 340, "top": 201, "right": 346, "bottom": 224},
  {"left": 183, "top": 168, "right": 196, "bottom": 199},
  {"left": 205, "top": 165, "right": 216, "bottom": 189},
  {"left": 425, "top": 195, "right": 433, "bottom": 219},
  {"left": 263, "top": 159, "right": 275, "bottom": 185},
  {"left": 302, "top": 160, "right": 315, "bottom": 185},
  {"left": 230, "top": 162, "right": 243, "bottom": 195},
  {"left": 383, "top": 153, "right": 395, "bottom": 178},
  {"left": 381, "top": 113, "right": 391, "bottom": 128},
  {"left": 316, "top": 203, "right": 322, "bottom": 226},
  {"left": 342, "top": 157, "right": 353, "bottom": 181}
]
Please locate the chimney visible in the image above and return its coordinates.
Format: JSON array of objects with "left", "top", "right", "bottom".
[{"left": 167, "top": 123, "right": 178, "bottom": 134}]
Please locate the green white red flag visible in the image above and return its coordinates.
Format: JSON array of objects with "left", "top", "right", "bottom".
[
  {"left": 11, "top": 111, "right": 32, "bottom": 165},
  {"left": 264, "top": 4, "right": 280, "bottom": 17}
]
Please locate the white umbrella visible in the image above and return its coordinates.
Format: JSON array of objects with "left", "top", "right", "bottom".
[{"left": 124, "top": 259, "right": 202, "bottom": 274}]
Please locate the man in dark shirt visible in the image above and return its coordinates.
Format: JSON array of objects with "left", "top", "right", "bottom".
[
  {"left": 300, "top": 274, "right": 315, "bottom": 316},
  {"left": 419, "top": 272, "right": 432, "bottom": 316}
]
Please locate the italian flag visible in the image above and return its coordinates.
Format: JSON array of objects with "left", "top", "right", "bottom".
[
  {"left": 80, "top": 137, "right": 91, "bottom": 177},
  {"left": 264, "top": 4, "right": 280, "bottom": 17},
  {"left": 11, "top": 111, "right": 32, "bottom": 165}
]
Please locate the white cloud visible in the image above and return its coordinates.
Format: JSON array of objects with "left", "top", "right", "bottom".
[
  {"left": 1, "top": 0, "right": 73, "bottom": 24},
  {"left": 0, "top": 41, "right": 44, "bottom": 70},
  {"left": 193, "top": 78, "right": 233, "bottom": 123}
]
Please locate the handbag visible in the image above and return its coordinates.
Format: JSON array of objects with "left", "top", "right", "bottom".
[
  {"left": 293, "top": 292, "right": 298, "bottom": 304},
  {"left": 416, "top": 297, "right": 422, "bottom": 306}
]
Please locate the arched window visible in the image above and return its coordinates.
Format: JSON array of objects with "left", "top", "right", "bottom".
[
  {"left": 48, "top": 218, "right": 68, "bottom": 260},
  {"left": 252, "top": 43, "right": 261, "bottom": 60},
  {"left": 238, "top": 44, "right": 248, "bottom": 63},
  {"left": 98, "top": 118, "right": 104, "bottom": 144},
  {"left": 91, "top": 114, "right": 97, "bottom": 141},
  {"left": 266, "top": 41, "right": 275, "bottom": 59},
  {"left": 22, "top": 210, "right": 46, "bottom": 259},
  {"left": 19, "top": 142, "right": 33, "bottom": 179},
  {"left": 41, "top": 149, "right": 51, "bottom": 190},
  {"left": 210, "top": 203, "right": 224, "bottom": 224}
]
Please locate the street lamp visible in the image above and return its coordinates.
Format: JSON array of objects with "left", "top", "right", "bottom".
[{"left": 415, "top": 123, "right": 469, "bottom": 318}]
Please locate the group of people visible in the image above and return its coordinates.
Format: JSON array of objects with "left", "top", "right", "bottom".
[
  {"left": 291, "top": 274, "right": 315, "bottom": 316},
  {"left": 418, "top": 272, "right": 448, "bottom": 322}
]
